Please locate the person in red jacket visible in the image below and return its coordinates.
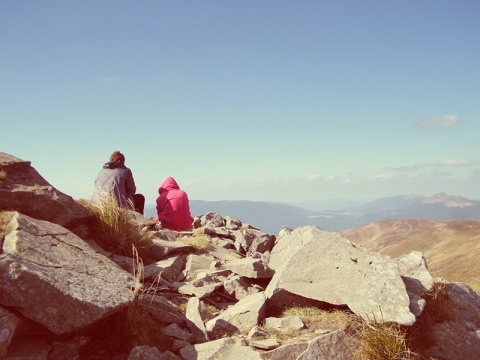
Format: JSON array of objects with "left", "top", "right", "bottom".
[{"left": 156, "top": 176, "right": 194, "bottom": 231}]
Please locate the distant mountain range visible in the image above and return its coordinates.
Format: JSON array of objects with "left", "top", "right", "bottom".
[{"left": 144, "top": 193, "right": 480, "bottom": 234}]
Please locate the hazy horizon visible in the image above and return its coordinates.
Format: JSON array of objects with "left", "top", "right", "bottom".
[{"left": 142, "top": 191, "right": 480, "bottom": 213}]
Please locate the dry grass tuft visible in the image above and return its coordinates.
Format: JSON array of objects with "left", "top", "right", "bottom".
[
  {"left": 270, "top": 306, "right": 421, "bottom": 359},
  {"left": 353, "top": 318, "right": 416, "bottom": 360},
  {"left": 77, "top": 196, "right": 152, "bottom": 260},
  {"left": 0, "top": 211, "right": 15, "bottom": 239},
  {"left": 258, "top": 306, "right": 354, "bottom": 344},
  {"left": 184, "top": 233, "right": 212, "bottom": 251},
  {"left": 74, "top": 198, "right": 171, "bottom": 357},
  {"left": 79, "top": 248, "right": 171, "bottom": 358},
  {"left": 406, "top": 280, "right": 455, "bottom": 353},
  {"left": 0, "top": 170, "right": 7, "bottom": 182},
  {"left": 200, "top": 303, "right": 220, "bottom": 320},
  {"left": 419, "top": 281, "right": 454, "bottom": 323},
  {"left": 282, "top": 306, "right": 352, "bottom": 328}
]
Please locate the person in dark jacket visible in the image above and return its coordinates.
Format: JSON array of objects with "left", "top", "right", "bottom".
[
  {"left": 92, "top": 151, "right": 144, "bottom": 214},
  {"left": 156, "top": 176, "right": 193, "bottom": 231}
]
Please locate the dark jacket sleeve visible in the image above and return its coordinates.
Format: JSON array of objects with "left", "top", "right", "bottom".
[{"left": 125, "top": 169, "right": 136, "bottom": 197}]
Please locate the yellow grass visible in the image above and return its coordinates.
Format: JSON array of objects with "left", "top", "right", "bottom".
[
  {"left": 78, "top": 247, "right": 171, "bottom": 358},
  {"left": 201, "top": 303, "right": 220, "bottom": 319},
  {"left": 184, "top": 233, "right": 212, "bottom": 251},
  {"left": 420, "top": 281, "right": 454, "bottom": 323},
  {"left": 282, "top": 306, "right": 352, "bottom": 328},
  {"left": 353, "top": 318, "right": 416, "bottom": 360},
  {"left": 352, "top": 280, "right": 455, "bottom": 360},
  {"left": 257, "top": 306, "right": 355, "bottom": 344},
  {"left": 269, "top": 306, "right": 422, "bottom": 359},
  {"left": 0, "top": 211, "right": 15, "bottom": 238},
  {"left": 77, "top": 196, "right": 152, "bottom": 261},
  {"left": 406, "top": 280, "right": 455, "bottom": 353}
]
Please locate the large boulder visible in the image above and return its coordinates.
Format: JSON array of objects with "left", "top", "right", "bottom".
[
  {"left": 205, "top": 292, "right": 266, "bottom": 336},
  {"left": 185, "top": 297, "right": 209, "bottom": 344},
  {"left": 223, "top": 257, "right": 274, "bottom": 279},
  {"left": 138, "top": 295, "right": 187, "bottom": 326},
  {"left": 0, "top": 152, "right": 94, "bottom": 235},
  {"left": 0, "top": 212, "right": 136, "bottom": 335},
  {"left": 260, "top": 329, "right": 356, "bottom": 360},
  {"left": 266, "top": 226, "right": 416, "bottom": 326},
  {"left": 396, "top": 251, "right": 434, "bottom": 316}
]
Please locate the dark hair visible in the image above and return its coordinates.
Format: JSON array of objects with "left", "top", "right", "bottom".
[{"left": 110, "top": 151, "right": 125, "bottom": 165}]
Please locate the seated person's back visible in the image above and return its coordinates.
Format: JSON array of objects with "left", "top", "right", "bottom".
[{"left": 156, "top": 176, "right": 193, "bottom": 231}]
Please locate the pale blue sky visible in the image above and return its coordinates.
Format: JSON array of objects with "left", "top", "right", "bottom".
[{"left": 2, "top": 1, "right": 479, "bottom": 205}]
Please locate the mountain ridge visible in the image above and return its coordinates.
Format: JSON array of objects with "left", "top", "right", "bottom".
[{"left": 145, "top": 192, "right": 480, "bottom": 234}]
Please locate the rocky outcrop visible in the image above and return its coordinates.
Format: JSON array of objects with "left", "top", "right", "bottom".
[
  {"left": 205, "top": 292, "right": 266, "bottom": 335},
  {"left": 0, "top": 152, "right": 94, "bottom": 235},
  {"left": 1, "top": 151, "right": 479, "bottom": 359},
  {"left": 266, "top": 226, "right": 416, "bottom": 325},
  {"left": 0, "top": 211, "right": 136, "bottom": 335},
  {"left": 259, "top": 329, "right": 356, "bottom": 360},
  {"left": 185, "top": 297, "right": 209, "bottom": 344},
  {"left": 396, "top": 250, "right": 434, "bottom": 316},
  {"left": 421, "top": 281, "right": 480, "bottom": 360}
]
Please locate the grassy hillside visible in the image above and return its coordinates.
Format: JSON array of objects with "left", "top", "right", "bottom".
[{"left": 340, "top": 219, "right": 480, "bottom": 294}]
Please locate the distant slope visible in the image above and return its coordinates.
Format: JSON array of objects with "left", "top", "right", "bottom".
[{"left": 340, "top": 219, "right": 480, "bottom": 294}]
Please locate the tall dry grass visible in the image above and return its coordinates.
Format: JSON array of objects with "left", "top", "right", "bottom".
[
  {"left": 79, "top": 248, "right": 171, "bottom": 358},
  {"left": 75, "top": 196, "right": 173, "bottom": 356},
  {"left": 78, "top": 195, "right": 152, "bottom": 260},
  {"left": 0, "top": 211, "right": 14, "bottom": 238},
  {"left": 406, "top": 280, "right": 455, "bottom": 354},
  {"left": 353, "top": 319, "right": 416, "bottom": 360},
  {"left": 355, "top": 280, "right": 455, "bottom": 359},
  {"left": 273, "top": 306, "right": 421, "bottom": 359}
]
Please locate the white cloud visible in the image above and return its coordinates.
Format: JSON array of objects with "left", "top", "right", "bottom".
[
  {"left": 387, "top": 158, "right": 476, "bottom": 172},
  {"left": 306, "top": 174, "right": 322, "bottom": 181},
  {"left": 305, "top": 174, "right": 349, "bottom": 184},
  {"left": 98, "top": 76, "right": 119, "bottom": 83},
  {"left": 370, "top": 173, "right": 392, "bottom": 181},
  {"left": 439, "top": 158, "right": 475, "bottom": 167},
  {"left": 415, "top": 115, "right": 459, "bottom": 128}
]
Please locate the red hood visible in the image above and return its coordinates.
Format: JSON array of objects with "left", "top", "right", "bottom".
[{"left": 158, "top": 176, "right": 179, "bottom": 194}]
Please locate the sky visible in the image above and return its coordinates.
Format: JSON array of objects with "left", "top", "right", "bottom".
[{"left": 1, "top": 1, "right": 479, "bottom": 206}]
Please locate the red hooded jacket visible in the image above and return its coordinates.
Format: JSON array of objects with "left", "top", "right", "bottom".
[{"left": 156, "top": 176, "right": 194, "bottom": 231}]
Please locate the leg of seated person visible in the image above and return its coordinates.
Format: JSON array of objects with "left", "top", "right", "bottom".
[{"left": 133, "top": 194, "right": 145, "bottom": 215}]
